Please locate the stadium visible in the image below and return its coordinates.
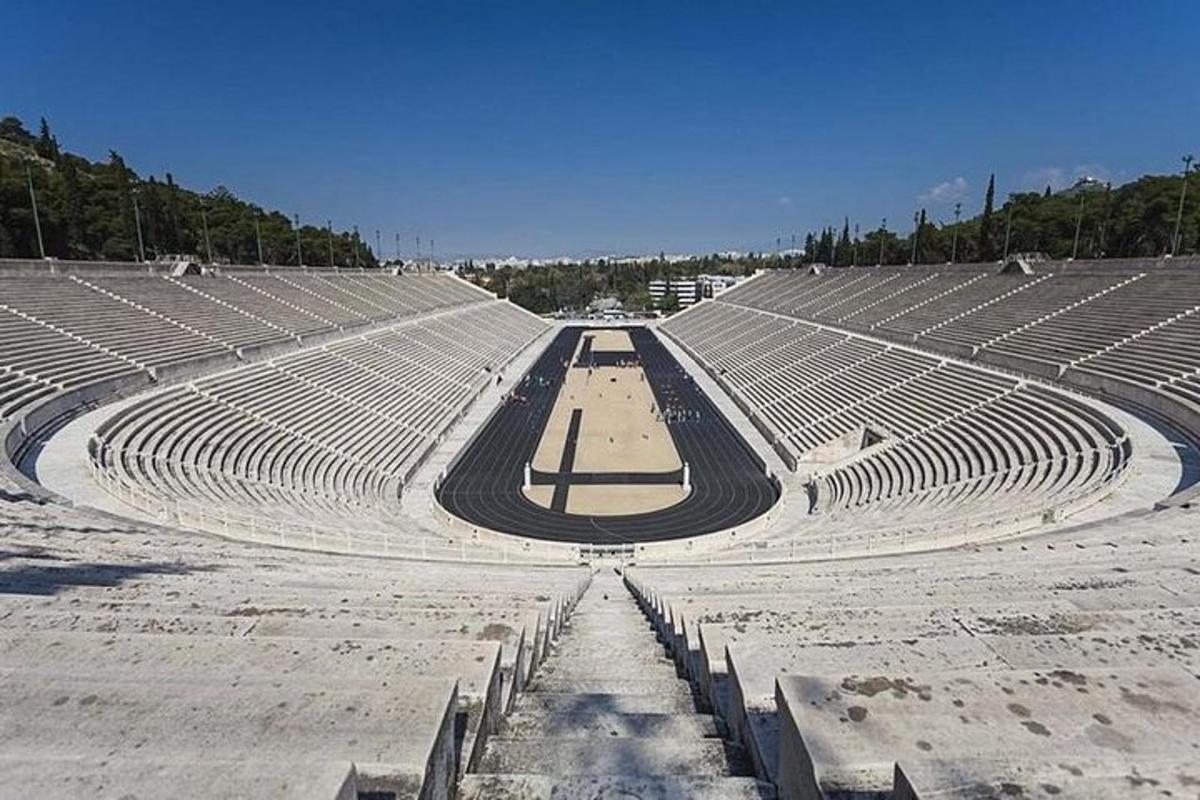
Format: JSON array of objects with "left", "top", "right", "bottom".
[{"left": 2, "top": 254, "right": 1198, "bottom": 799}]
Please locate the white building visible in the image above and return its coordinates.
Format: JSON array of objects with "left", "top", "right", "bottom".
[
  {"left": 649, "top": 279, "right": 701, "bottom": 308},
  {"left": 696, "top": 273, "right": 745, "bottom": 297}
]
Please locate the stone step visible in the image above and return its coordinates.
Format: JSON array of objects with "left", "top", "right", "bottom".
[
  {"left": 528, "top": 676, "right": 693, "bottom": 696},
  {"left": 500, "top": 710, "right": 719, "bottom": 739},
  {"left": 516, "top": 692, "right": 697, "bottom": 715},
  {"left": 536, "top": 663, "right": 680, "bottom": 681},
  {"left": 476, "top": 737, "right": 737, "bottom": 777},
  {"left": 459, "top": 774, "right": 778, "bottom": 800},
  {"left": 541, "top": 650, "right": 675, "bottom": 668}
]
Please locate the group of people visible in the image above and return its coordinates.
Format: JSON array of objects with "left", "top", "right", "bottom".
[{"left": 651, "top": 402, "right": 702, "bottom": 425}]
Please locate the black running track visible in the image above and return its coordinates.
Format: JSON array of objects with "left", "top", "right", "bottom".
[{"left": 435, "top": 326, "right": 780, "bottom": 545}]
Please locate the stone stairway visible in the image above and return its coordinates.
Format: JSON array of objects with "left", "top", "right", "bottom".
[{"left": 459, "top": 568, "right": 775, "bottom": 799}]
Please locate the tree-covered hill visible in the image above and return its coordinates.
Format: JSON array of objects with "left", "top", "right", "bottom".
[
  {"left": 803, "top": 168, "right": 1196, "bottom": 268},
  {"left": 0, "top": 116, "right": 376, "bottom": 266}
]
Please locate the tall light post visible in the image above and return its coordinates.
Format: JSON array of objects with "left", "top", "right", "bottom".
[
  {"left": 1097, "top": 183, "right": 1112, "bottom": 258},
  {"left": 132, "top": 188, "right": 146, "bottom": 263},
  {"left": 1172, "top": 154, "right": 1194, "bottom": 256},
  {"left": 1071, "top": 191, "right": 1086, "bottom": 260},
  {"left": 375, "top": 229, "right": 382, "bottom": 265},
  {"left": 200, "top": 204, "right": 213, "bottom": 264},
  {"left": 878, "top": 218, "right": 887, "bottom": 266},
  {"left": 853, "top": 223, "right": 860, "bottom": 266},
  {"left": 353, "top": 226, "right": 360, "bottom": 268},
  {"left": 1002, "top": 200, "right": 1014, "bottom": 261},
  {"left": 326, "top": 221, "right": 334, "bottom": 267},
  {"left": 294, "top": 214, "right": 303, "bottom": 266},
  {"left": 395, "top": 232, "right": 401, "bottom": 262},
  {"left": 950, "top": 202, "right": 962, "bottom": 264},
  {"left": 25, "top": 162, "right": 46, "bottom": 259},
  {"left": 254, "top": 213, "right": 265, "bottom": 264},
  {"left": 910, "top": 211, "right": 919, "bottom": 265}
]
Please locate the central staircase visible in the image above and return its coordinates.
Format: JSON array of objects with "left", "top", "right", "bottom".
[{"left": 459, "top": 568, "right": 775, "bottom": 799}]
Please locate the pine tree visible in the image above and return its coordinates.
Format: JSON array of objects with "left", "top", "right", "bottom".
[
  {"left": 838, "top": 218, "right": 851, "bottom": 265},
  {"left": 978, "top": 173, "right": 996, "bottom": 261},
  {"left": 35, "top": 118, "right": 60, "bottom": 161},
  {"left": 818, "top": 227, "right": 835, "bottom": 264},
  {"left": 915, "top": 208, "right": 927, "bottom": 263}
]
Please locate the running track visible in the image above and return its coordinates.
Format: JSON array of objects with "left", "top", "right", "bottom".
[{"left": 435, "top": 326, "right": 780, "bottom": 545}]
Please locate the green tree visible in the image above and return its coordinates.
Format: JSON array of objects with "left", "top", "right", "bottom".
[
  {"left": 978, "top": 173, "right": 996, "bottom": 261},
  {"left": 35, "top": 118, "right": 60, "bottom": 162}
]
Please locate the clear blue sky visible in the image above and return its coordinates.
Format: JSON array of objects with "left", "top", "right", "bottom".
[{"left": 4, "top": 1, "right": 1198, "bottom": 258}]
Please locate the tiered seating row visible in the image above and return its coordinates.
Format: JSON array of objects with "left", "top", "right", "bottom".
[
  {"left": 662, "top": 298, "right": 1129, "bottom": 527},
  {"left": 0, "top": 497, "right": 589, "bottom": 798},
  {"left": 818, "top": 384, "right": 1129, "bottom": 523},
  {"left": 719, "top": 267, "right": 1200, "bottom": 401},
  {"left": 0, "top": 272, "right": 496, "bottom": 425},
  {"left": 625, "top": 504, "right": 1200, "bottom": 797},
  {"left": 91, "top": 301, "right": 545, "bottom": 531}
]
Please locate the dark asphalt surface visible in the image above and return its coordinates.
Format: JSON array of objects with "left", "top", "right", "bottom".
[{"left": 435, "top": 326, "right": 780, "bottom": 545}]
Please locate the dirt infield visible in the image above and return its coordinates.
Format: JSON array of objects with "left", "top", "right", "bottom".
[
  {"left": 531, "top": 330, "right": 680, "bottom": 475},
  {"left": 526, "top": 328, "right": 683, "bottom": 513},
  {"left": 435, "top": 326, "right": 780, "bottom": 544}
]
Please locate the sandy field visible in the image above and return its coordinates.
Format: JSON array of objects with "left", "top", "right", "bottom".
[
  {"left": 532, "top": 332, "right": 680, "bottom": 473},
  {"left": 524, "top": 329, "right": 685, "bottom": 515}
]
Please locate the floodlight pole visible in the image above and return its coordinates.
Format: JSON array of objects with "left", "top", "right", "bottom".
[
  {"left": 25, "top": 162, "right": 46, "bottom": 259},
  {"left": 950, "top": 202, "right": 961, "bottom": 264},
  {"left": 853, "top": 223, "right": 860, "bottom": 266},
  {"left": 327, "top": 221, "right": 334, "bottom": 267},
  {"left": 878, "top": 218, "right": 887, "bottom": 266},
  {"left": 201, "top": 206, "right": 214, "bottom": 264},
  {"left": 910, "top": 211, "right": 919, "bottom": 265},
  {"left": 132, "top": 190, "right": 146, "bottom": 263},
  {"left": 294, "top": 214, "right": 303, "bottom": 266},
  {"left": 255, "top": 214, "right": 265, "bottom": 264},
  {"left": 1172, "top": 155, "right": 1194, "bottom": 256},
  {"left": 1071, "top": 192, "right": 1086, "bottom": 260},
  {"left": 375, "top": 229, "right": 382, "bottom": 265},
  {"left": 353, "top": 226, "right": 360, "bottom": 268}
]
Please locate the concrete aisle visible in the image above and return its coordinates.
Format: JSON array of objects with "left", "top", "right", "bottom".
[{"left": 460, "top": 569, "right": 775, "bottom": 799}]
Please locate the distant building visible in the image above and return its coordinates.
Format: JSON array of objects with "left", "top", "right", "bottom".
[
  {"left": 649, "top": 279, "right": 701, "bottom": 308},
  {"left": 1059, "top": 176, "right": 1108, "bottom": 197},
  {"left": 696, "top": 273, "right": 744, "bottom": 298}
]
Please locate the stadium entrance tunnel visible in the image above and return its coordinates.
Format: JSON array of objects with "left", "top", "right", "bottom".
[{"left": 434, "top": 326, "right": 781, "bottom": 545}]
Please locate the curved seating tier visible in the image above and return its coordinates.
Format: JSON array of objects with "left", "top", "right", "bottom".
[
  {"left": 91, "top": 301, "right": 546, "bottom": 535},
  {"left": 662, "top": 297, "right": 1131, "bottom": 530},
  {"left": 712, "top": 265, "right": 1200, "bottom": 445},
  {"left": 0, "top": 269, "right": 500, "bottom": 430}
]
